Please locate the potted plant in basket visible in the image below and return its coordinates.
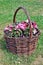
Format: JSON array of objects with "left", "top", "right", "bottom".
[{"left": 4, "top": 6, "right": 40, "bottom": 55}]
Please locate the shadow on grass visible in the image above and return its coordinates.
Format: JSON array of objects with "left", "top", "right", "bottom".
[
  {"left": 0, "top": 37, "right": 8, "bottom": 51},
  {"left": 0, "top": 38, "right": 6, "bottom": 48}
]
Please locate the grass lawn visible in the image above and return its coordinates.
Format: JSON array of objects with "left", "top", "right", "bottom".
[{"left": 0, "top": 0, "right": 43, "bottom": 65}]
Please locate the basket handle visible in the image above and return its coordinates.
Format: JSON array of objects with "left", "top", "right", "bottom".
[{"left": 13, "top": 6, "right": 32, "bottom": 38}]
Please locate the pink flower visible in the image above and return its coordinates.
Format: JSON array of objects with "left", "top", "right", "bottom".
[
  {"left": 4, "top": 24, "right": 13, "bottom": 32},
  {"left": 32, "top": 22, "right": 38, "bottom": 28},
  {"left": 25, "top": 19, "right": 38, "bottom": 29},
  {"left": 4, "top": 27, "right": 9, "bottom": 31},
  {"left": 9, "top": 24, "right": 13, "bottom": 29},
  {"left": 8, "top": 24, "right": 13, "bottom": 31},
  {"left": 9, "top": 28, "right": 12, "bottom": 31},
  {"left": 15, "top": 22, "right": 28, "bottom": 30}
]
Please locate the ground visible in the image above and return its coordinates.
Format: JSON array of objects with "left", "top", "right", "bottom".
[
  {"left": 0, "top": 0, "right": 43, "bottom": 65},
  {"left": 31, "top": 55, "right": 43, "bottom": 65}
]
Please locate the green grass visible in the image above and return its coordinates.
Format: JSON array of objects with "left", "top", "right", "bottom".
[{"left": 0, "top": 0, "right": 43, "bottom": 65}]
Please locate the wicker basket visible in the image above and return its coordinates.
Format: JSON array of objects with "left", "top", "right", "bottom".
[{"left": 4, "top": 7, "right": 40, "bottom": 55}]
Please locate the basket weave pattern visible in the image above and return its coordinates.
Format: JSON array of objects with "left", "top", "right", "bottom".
[{"left": 5, "top": 36, "right": 38, "bottom": 55}]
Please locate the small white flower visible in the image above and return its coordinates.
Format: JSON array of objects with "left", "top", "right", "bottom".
[
  {"left": 25, "top": 19, "right": 29, "bottom": 23},
  {"left": 33, "top": 29, "right": 37, "bottom": 34}
]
